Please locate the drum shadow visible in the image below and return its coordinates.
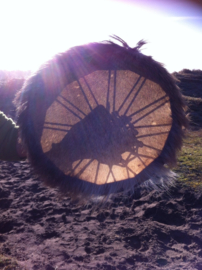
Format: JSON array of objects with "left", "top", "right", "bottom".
[{"left": 45, "top": 104, "right": 146, "bottom": 180}]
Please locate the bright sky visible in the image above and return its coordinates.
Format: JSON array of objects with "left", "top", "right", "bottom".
[{"left": 0, "top": 0, "right": 201, "bottom": 73}]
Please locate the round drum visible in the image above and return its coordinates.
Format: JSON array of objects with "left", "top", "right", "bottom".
[{"left": 16, "top": 37, "right": 187, "bottom": 199}]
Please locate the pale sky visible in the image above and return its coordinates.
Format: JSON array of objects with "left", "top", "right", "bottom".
[{"left": 0, "top": 0, "right": 201, "bottom": 73}]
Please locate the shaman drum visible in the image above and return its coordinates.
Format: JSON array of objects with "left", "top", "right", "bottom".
[{"left": 16, "top": 37, "right": 187, "bottom": 199}]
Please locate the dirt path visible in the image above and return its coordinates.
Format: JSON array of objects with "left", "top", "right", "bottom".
[{"left": 1, "top": 160, "right": 202, "bottom": 269}]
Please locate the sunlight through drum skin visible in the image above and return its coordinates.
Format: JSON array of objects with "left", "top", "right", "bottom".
[{"left": 16, "top": 37, "right": 187, "bottom": 199}]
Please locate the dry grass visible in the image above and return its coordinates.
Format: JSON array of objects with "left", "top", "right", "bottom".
[{"left": 0, "top": 254, "right": 22, "bottom": 270}]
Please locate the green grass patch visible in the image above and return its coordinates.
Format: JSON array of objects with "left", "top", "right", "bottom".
[{"left": 174, "top": 129, "right": 202, "bottom": 189}]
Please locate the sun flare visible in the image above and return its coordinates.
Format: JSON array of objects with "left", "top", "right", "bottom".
[{"left": 0, "top": 0, "right": 201, "bottom": 72}]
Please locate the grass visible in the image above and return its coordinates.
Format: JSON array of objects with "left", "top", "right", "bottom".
[{"left": 174, "top": 129, "right": 202, "bottom": 189}]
